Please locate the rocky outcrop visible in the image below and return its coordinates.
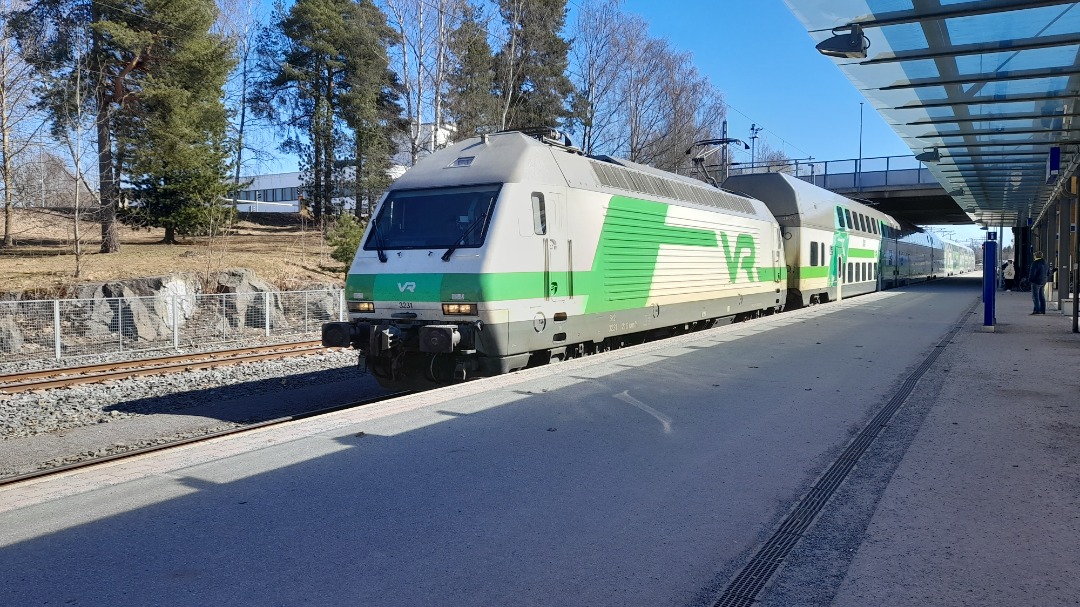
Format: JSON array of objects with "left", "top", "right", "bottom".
[
  {"left": 69, "top": 274, "right": 202, "bottom": 341},
  {"left": 212, "top": 268, "right": 286, "bottom": 330},
  {"left": 0, "top": 316, "right": 23, "bottom": 353},
  {"left": 291, "top": 282, "right": 343, "bottom": 323},
  {"left": 0, "top": 269, "right": 340, "bottom": 359}
]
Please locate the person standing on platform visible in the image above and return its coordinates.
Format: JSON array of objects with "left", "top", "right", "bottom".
[
  {"left": 1029, "top": 252, "right": 1048, "bottom": 315},
  {"left": 1003, "top": 260, "right": 1016, "bottom": 291}
]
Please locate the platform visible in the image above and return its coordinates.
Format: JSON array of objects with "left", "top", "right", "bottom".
[{"left": 1, "top": 276, "right": 1077, "bottom": 607}]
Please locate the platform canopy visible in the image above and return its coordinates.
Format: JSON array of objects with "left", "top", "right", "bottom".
[{"left": 784, "top": 0, "right": 1080, "bottom": 228}]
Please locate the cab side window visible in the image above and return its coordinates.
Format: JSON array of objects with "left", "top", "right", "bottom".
[{"left": 531, "top": 192, "right": 547, "bottom": 235}]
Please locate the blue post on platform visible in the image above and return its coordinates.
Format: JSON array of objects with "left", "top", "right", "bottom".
[{"left": 983, "top": 235, "right": 997, "bottom": 331}]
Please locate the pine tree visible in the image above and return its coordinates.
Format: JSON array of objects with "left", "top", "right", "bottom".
[
  {"left": 493, "top": 0, "right": 573, "bottom": 131},
  {"left": 446, "top": 2, "right": 497, "bottom": 140},
  {"left": 123, "top": 0, "right": 236, "bottom": 244},
  {"left": 255, "top": 0, "right": 400, "bottom": 220},
  {"left": 339, "top": 0, "right": 402, "bottom": 218},
  {"left": 12, "top": 0, "right": 237, "bottom": 252}
]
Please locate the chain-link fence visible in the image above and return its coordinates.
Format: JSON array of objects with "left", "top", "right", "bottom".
[{"left": 0, "top": 289, "right": 344, "bottom": 369}]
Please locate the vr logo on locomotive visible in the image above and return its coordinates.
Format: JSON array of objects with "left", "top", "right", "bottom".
[{"left": 398, "top": 282, "right": 417, "bottom": 293}]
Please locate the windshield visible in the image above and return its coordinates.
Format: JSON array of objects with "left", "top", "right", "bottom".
[{"left": 364, "top": 185, "right": 501, "bottom": 251}]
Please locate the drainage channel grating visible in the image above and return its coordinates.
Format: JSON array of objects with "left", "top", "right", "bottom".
[{"left": 711, "top": 302, "right": 975, "bottom": 607}]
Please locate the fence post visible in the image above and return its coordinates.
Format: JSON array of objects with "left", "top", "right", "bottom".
[
  {"left": 303, "top": 290, "right": 310, "bottom": 332},
  {"left": 339, "top": 289, "right": 345, "bottom": 321},
  {"left": 53, "top": 299, "right": 61, "bottom": 360},
  {"left": 172, "top": 293, "right": 180, "bottom": 350},
  {"left": 264, "top": 292, "right": 271, "bottom": 337},
  {"left": 117, "top": 297, "right": 123, "bottom": 353},
  {"left": 222, "top": 293, "right": 227, "bottom": 339}
]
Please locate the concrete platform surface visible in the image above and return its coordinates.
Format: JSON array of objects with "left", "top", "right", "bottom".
[{"left": 1, "top": 276, "right": 1078, "bottom": 607}]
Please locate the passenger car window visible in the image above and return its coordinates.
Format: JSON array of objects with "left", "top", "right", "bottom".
[{"left": 810, "top": 241, "right": 818, "bottom": 267}]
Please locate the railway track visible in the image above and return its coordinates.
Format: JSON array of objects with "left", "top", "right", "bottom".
[
  {"left": 0, "top": 341, "right": 334, "bottom": 393},
  {"left": 0, "top": 389, "right": 411, "bottom": 488}
]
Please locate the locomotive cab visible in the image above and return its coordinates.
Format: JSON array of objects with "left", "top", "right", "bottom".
[{"left": 321, "top": 182, "right": 506, "bottom": 386}]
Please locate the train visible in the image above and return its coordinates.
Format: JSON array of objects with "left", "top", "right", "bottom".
[{"left": 321, "top": 128, "right": 976, "bottom": 389}]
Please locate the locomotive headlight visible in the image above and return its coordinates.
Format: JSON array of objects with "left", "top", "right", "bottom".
[
  {"left": 348, "top": 301, "right": 375, "bottom": 313},
  {"left": 442, "top": 303, "right": 478, "bottom": 316}
]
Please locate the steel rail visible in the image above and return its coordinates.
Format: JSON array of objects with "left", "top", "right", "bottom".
[{"left": 0, "top": 341, "right": 331, "bottom": 393}]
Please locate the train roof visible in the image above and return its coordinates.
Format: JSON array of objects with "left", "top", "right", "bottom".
[
  {"left": 390, "top": 131, "right": 570, "bottom": 191},
  {"left": 390, "top": 130, "right": 778, "bottom": 223},
  {"left": 722, "top": 172, "right": 901, "bottom": 230}
]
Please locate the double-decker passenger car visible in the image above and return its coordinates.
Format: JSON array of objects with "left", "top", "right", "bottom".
[{"left": 723, "top": 173, "right": 899, "bottom": 307}]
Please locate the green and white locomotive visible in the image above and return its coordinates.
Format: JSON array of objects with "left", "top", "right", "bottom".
[
  {"left": 322, "top": 128, "right": 959, "bottom": 389},
  {"left": 322, "top": 129, "right": 786, "bottom": 388}
]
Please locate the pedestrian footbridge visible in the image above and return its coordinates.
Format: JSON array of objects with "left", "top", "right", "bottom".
[{"left": 732, "top": 154, "right": 970, "bottom": 227}]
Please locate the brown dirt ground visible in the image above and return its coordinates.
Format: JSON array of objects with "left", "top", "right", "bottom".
[{"left": 0, "top": 208, "right": 346, "bottom": 298}]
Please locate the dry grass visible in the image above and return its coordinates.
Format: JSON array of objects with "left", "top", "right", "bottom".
[{"left": 0, "top": 208, "right": 346, "bottom": 298}]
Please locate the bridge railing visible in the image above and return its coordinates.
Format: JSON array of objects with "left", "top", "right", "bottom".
[{"left": 730, "top": 155, "right": 937, "bottom": 191}]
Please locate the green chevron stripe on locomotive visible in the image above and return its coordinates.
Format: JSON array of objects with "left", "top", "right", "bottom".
[
  {"left": 325, "top": 130, "right": 787, "bottom": 388},
  {"left": 345, "top": 196, "right": 783, "bottom": 312}
]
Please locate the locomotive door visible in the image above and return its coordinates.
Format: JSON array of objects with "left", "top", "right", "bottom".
[
  {"left": 544, "top": 192, "right": 569, "bottom": 302},
  {"left": 772, "top": 228, "right": 783, "bottom": 284}
]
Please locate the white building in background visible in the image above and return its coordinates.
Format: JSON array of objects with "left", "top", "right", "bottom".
[
  {"left": 234, "top": 123, "right": 455, "bottom": 214},
  {"left": 232, "top": 171, "right": 302, "bottom": 213}
]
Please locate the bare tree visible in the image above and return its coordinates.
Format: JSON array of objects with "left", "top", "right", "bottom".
[
  {"left": 216, "top": 0, "right": 264, "bottom": 192},
  {"left": 567, "top": 0, "right": 633, "bottom": 155},
  {"left": 644, "top": 53, "right": 725, "bottom": 173},
  {"left": 52, "top": 31, "right": 98, "bottom": 278},
  {"left": 0, "top": 0, "right": 43, "bottom": 247},
  {"left": 382, "top": 0, "right": 455, "bottom": 166},
  {"left": 10, "top": 148, "right": 75, "bottom": 208},
  {"left": 752, "top": 141, "right": 794, "bottom": 174},
  {"left": 621, "top": 34, "right": 671, "bottom": 164}
]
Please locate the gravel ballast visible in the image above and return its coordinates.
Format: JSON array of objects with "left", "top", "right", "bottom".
[{"left": 0, "top": 348, "right": 389, "bottom": 478}]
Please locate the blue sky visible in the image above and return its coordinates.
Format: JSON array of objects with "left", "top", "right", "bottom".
[
  {"left": 253, "top": 0, "right": 997, "bottom": 244},
  {"left": 616, "top": 0, "right": 998, "bottom": 245},
  {"left": 618, "top": 0, "right": 912, "bottom": 166},
  {"left": 253, "top": 0, "right": 910, "bottom": 168}
]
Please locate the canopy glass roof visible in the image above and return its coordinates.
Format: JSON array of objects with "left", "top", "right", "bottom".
[{"left": 784, "top": 0, "right": 1080, "bottom": 227}]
